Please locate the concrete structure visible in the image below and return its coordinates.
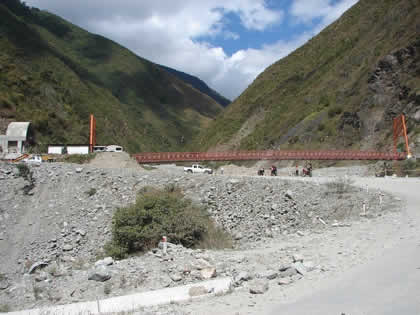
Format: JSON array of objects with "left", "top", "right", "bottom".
[
  {"left": 0, "top": 122, "right": 33, "bottom": 154},
  {"left": 8, "top": 277, "right": 233, "bottom": 315}
]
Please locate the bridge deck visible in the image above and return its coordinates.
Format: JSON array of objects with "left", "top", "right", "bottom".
[{"left": 132, "top": 150, "right": 406, "bottom": 163}]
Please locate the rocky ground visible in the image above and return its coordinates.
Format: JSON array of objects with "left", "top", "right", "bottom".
[{"left": 0, "top": 153, "right": 403, "bottom": 312}]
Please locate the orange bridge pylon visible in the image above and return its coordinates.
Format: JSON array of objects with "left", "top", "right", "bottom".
[
  {"left": 393, "top": 114, "right": 411, "bottom": 157},
  {"left": 89, "top": 114, "right": 96, "bottom": 153}
]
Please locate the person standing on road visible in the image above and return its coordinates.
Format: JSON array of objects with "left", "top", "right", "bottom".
[{"left": 295, "top": 164, "right": 299, "bottom": 176}]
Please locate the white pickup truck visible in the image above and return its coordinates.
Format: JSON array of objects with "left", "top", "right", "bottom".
[
  {"left": 23, "top": 155, "right": 42, "bottom": 164},
  {"left": 184, "top": 164, "right": 213, "bottom": 174}
]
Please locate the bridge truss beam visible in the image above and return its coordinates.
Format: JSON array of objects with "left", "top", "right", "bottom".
[{"left": 133, "top": 150, "right": 406, "bottom": 164}]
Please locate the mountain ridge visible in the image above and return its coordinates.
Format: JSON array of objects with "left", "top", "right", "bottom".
[
  {"left": 194, "top": 0, "right": 420, "bottom": 155},
  {"left": 0, "top": 0, "right": 225, "bottom": 152}
]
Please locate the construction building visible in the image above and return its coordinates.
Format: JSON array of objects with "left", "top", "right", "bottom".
[{"left": 0, "top": 122, "right": 34, "bottom": 157}]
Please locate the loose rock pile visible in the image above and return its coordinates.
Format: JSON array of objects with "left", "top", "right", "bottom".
[{"left": 0, "top": 161, "right": 399, "bottom": 311}]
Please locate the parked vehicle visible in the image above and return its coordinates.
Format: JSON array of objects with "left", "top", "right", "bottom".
[
  {"left": 105, "top": 145, "right": 123, "bottom": 152},
  {"left": 302, "top": 167, "right": 312, "bottom": 177},
  {"left": 41, "top": 154, "right": 55, "bottom": 162},
  {"left": 93, "top": 146, "right": 106, "bottom": 152},
  {"left": 184, "top": 164, "right": 213, "bottom": 174},
  {"left": 93, "top": 145, "right": 124, "bottom": 152},
  {"left": 23, "top": 154, "right": 42, "bottom": 164}
]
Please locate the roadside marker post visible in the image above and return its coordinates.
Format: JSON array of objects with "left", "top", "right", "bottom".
[
  {"left": 360, "top": 202, "right": 367, "bottom": 216},
  {"left": 162, "top": 236, "right": 167, "bottom": 255}
]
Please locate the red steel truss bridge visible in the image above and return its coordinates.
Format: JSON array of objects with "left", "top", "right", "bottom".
[
  {"left": 132, "top": 115, "right": 410, "bottom": 164},
  {"left": 133, "top": 150, "right": 406, "bottom": 164}
]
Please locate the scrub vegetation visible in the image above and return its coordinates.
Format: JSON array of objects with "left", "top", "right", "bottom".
[{"left": 105, "top": 185, "right": 232, "bottom": 259}]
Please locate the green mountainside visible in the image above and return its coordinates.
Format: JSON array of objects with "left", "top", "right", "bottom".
[
  {"left": 0, "top": 0, "right": 223, "bottom": 152},
  {"left": 195, "top": 0, "right": 420, "bottom": 154}
]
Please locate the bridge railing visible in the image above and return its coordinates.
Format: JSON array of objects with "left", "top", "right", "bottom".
[{"left": 132, "top": 150, "right": 406, "bottom": 163}]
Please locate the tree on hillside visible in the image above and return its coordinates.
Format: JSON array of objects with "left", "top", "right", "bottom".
[{"left": 1, "top": 0, "right": 31, "bottom": 17}]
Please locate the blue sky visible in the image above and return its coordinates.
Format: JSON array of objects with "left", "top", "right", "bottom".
[
  {"left": 200, "top": 1, "right": 310, "bottom": 56},
  {"left": 25, "top": 0, "right": 359, "bottom": 100}
]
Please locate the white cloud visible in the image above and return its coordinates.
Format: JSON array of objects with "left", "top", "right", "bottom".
[
  {"left": 291, "top": 0, "right": 358, "bottom": 28},
  {"left": 25, "top": 0, "right": 357, "bottom": 100},
  {"left": 223, "top": 31, "right": 240, "bottom": 40}
]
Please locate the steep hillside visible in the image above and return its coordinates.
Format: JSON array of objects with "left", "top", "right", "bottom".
[
  {"left": 159, "top": 65, "right": 231, "bottom": 107},
  {"left": 0, "top": 0, "right": 222, "bottom": 152},
  {"left": 195, "top": 0, "right": 420, "bottom": 154}
]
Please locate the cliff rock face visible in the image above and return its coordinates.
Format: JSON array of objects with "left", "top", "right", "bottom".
[{"left": 363, "top": 40, "right": 420, "bottom": 151}]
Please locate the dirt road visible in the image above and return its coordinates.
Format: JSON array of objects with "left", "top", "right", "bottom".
[
  {"left": 267, "top": 177, "right": 420, "bottom": 315},
  {"left": 178, "top": 176, "right": 420, "bottom": 315}
]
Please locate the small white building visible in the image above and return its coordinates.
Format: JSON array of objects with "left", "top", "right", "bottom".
[
  {"left": 47, "top": 144, "right": 90, "bottom": 155},
  {"left": 66, "top": 145, "right": 90, "bottom": 155},
  {"left": 48, "top": 145, "right": 65, "bottom": 155}
]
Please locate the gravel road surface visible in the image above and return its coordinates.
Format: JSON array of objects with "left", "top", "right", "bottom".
[
  {"left": 268, "top": 177, "right": 420, "bottom": 315},
  {"left": 174, "top": 176, "right": 420, "bottom": 315}
]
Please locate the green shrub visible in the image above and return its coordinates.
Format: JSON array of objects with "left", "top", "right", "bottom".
[
  {"left": 16, "top": 163, "right": 35, "bottom": 194},
  {"left": 396, "top": 142, "right": 405, "bottom": 152},
  {"left": 400, "top": 159, "right": 419, "bottom": 176},
  {"left": 402, "top": 159, "right": 416, "bottom": 170},
  {"left": 85, "top": 188, "right": 97, "bottom": 197},
  {"left": 0, "top": 304, "right": 10, "bottom": 313},
  {"left": 105, "top": 186, "right": 231, "bottom": 259},
  {"left": 319, "top": 94, "right": 330, "bottom": 107},
  {"left": 16, "top": 163, "right": 31, "bottom": 179},
  {"left": 198, "top": 223, "right": 233, "bottom": 250},
  {"left": 328, "top": 106, "right": 342, "bottom": 118}
]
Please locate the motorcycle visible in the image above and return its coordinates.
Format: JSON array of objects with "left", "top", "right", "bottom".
[{"left": 302, "top": 168, "right": 312, "bottom": 177}]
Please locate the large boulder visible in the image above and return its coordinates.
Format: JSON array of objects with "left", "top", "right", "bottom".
[
  {"left": 88, "top": 266, "right": 111, "bottom": 282},
  {"left": 278, "top": 267, "right": 298, "bottom": 278},
  {"left": 235, "top": 271, "right": 252, "bottom": 285},
  {"left": 249, "top": 279, "right": 269, "bottom": 294},
  {"left": 95, "top": 257, "right": 114, "bottom": 267}
]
